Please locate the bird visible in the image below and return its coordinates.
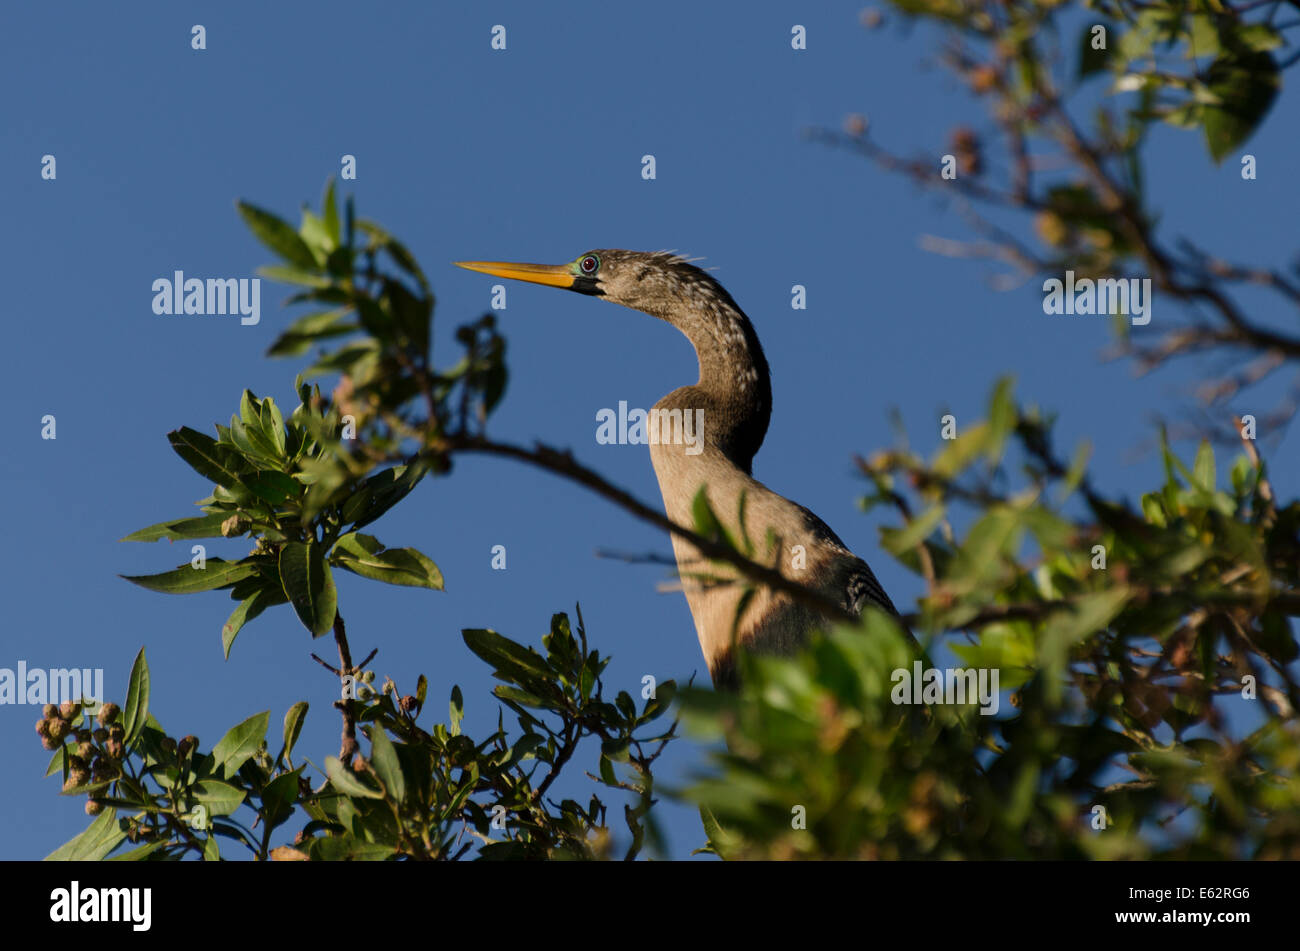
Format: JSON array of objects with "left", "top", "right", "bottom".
[{"left": 455, "top": 250, "right": 900, "bottom": 688}]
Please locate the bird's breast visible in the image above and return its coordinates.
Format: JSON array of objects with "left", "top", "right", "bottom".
[{"left": 647, "top": 440, "right": 857, "bottom": 680}]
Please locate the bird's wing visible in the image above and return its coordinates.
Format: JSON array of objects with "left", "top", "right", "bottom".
[
  {"left": 843, "top": 558, "right": 901, "bottom": 619},
  {"left": 788, "top": 501, "right": 901, "bottom": 620}
]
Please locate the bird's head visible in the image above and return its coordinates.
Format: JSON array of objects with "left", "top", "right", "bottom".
[
  {"left": 455, "top": 249, "right": 731, "bottom": 322},
  {"left": 455, "top": 248, "right": 772, "bottom": 468}
]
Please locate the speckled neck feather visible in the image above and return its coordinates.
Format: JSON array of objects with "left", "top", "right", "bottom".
[{"left": 594, "top": 250, "right": 772, "bottom": 474}]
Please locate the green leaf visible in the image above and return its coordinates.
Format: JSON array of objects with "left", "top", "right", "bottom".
[
  {"left": 237, "top": 389, "right": 260, "bottom": 430},
  {"left": 168, "top": 427, "right": 249, "bottom": 489},
  {"left": 267, "top": 308, "right": 356, "bottom": 358},
  {"left": 242, "top": 470, "right": 300, "bottom": 505},
  {"left": 691, "top": 488, "right": 735, "bottom": 551},
  {"left": 951, "top": 623, "right": 1037, "bottom": 688},
  {"left": 359, "top": 220, "right": 429, "bottom": 292},
  {"left": 261, "top": 768, "right": 303, "bottom": 829},
  {"left": 353, "top": 294, "right": 394, "bottom": 339},
  {"left": 1058, "top": 440, "right": 1092, "bottom": 502},
  {"left": 509, "top": 732, "right": 545, "bottom": 766},
  {"left": 385, "top": 237, "right": 428, "bottom": 290},
  {"left": 193, "top": 780, "right": 247, "bottom": 816},
  {"left": 121, "top": 512, "right": 232, "bottom": 543},
  {"left": 364, "top": 726, "right": 406, "bottom": 804},
  {"left": 601, "top": 737, "right": 631, "bottom": 761},
  {"left": 256, "top": 265, "right": 333, "bottom": 288},
  {"left": 340, "top": 461, "right": 430, "bottom": 532},
  {"left": 231, "top": 394, "right": 286, "bottom": 464},
  {"left": 279, "top": 541, "right": 338, "bottom": 637},
  {"left": 386, "top": 280, "right": 432, "bottom": 357},
  {"left": 615, "top": 690, "right": 637, "bottom": 723},
  {"left": 881, "top": 504, "right": 946, "bottom": 555},
  {"left": 1192, "top": 440, "right": 1215, "bottom": 493},
  {"left": 1161, "top": 102, "right": 1204, "bottom": 130},
  {"left": 449, "top": 685, "right": 463, "bottom": 736},
  {"left": 1230, "top": 455, "right": 1256, "bottom": 496},
  {"left": 237, "top": 201, "right": 320, "bottom": 270},
  {"left": 463, "top": 628, "right": 553, "bottom": 680},
  {"left": 640, "top": 679, "right": 676, "bottom": 723},
  {"left": 1185, "top": 14, "right": 1220, "bottom": 60},
  {"left": 949, "top": 507, "right": 1022, "bottom": 590},
  {"left": 987, "top": 376, "right": 1016, "bottom": 462},
  {"left": 493, "top": 685, "right": 550, "bottom": 708},
  {"left": 1236, "top": 24, "right": 1282, "bottom": 54},
  {"left": 222, "top": 584, "right": 288, "bottom": 659},
  {"left": 695, "top": 804, "right": 739, "bottom": 859},
  {"left": 1201, "top": 50, "right": 1279, "bottom": 164},
  {"left": 1141, "top": 492, "right": 1168, "bottom": 527},
  {"left": 332, "top": 532, "right": 444, "bottom": 590},
  {"left": 210, "top": 711, "right": 270, "bottom": 779},
  {"left": 107, "top": 840, "right": 169, "bottom": 862},
  {"left": 302, "top": 340, "right": 381, "bottom": 379},
  {"left": 122, "top": 558, "right": 258, "bottom": 595},
  {"left": 299, "top": 209, "right": 334, "bottom": 259},
  {"left": 599, "top": 754, "right": 618, "bottom": 788},
  {"left": 445, "top": 762, "right": 480, "bottom": 817},
  {"left": 322, "top": 178, "right": 340, "bottom": 245},
  {"left": 933, "top": 421, "right": 991, "bottom": 477},
  {"left": 306, "top": 834, "right": 394, "bottom": 861},
  {"left": 1022, "top": 506, "right": 1074, "bottom": 551},
  {"left": 1117, "top": 9, "right": 1176, "bottom": 63},
  {"left": 1040, "top": 587, "right": 1131, "bottom": 669},
  {"left": 279, "top": 701, "right": 309, "bottom": 768},
  {"left": 262, "top": 399, "right": 287, "bottom": 457},
  {"left": 45, "top": 809, "right": 126, "bottom": 861},
  {"left": 121, "top": 647, "right": 150, "bottom": 746},
  {"left": 324, "top": 756, "right": 383, "bottom": 799},
  {"left": 298, "top": 458, "right": 350, "bottom": 524}
]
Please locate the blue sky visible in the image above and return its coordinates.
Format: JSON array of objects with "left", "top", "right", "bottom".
[{"left": 4, "top": 2, "right": 1296, "bottom": 859}]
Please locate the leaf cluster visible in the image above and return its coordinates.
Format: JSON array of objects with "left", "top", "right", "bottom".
[{"left": 681, "top": 378, "right": 1300, "bottom": 859}]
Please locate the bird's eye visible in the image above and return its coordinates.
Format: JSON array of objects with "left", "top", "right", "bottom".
[{"left": 580, "top": 254, "right": 600, "bottom": 274}]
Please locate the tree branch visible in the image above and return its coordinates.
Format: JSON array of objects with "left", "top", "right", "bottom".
[{"left": 436, "top": 434, "right": 861, "bottom": 626}]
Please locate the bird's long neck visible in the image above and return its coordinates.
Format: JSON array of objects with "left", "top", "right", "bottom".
[{"left": 651, "top": 295, "right": 771, "bottom": 474}]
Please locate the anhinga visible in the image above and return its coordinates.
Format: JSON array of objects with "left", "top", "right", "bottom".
[{"left": 456, "top": 250, "right": 899, "bottom": 687}]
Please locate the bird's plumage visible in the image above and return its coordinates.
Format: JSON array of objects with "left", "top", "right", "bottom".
[{"left": 456, "top": 249, "right": 899, "bottom": 687}]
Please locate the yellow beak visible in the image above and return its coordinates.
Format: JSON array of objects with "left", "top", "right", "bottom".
[{"left": 454, "top": 259, "right": 576, "bottom": 289}]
